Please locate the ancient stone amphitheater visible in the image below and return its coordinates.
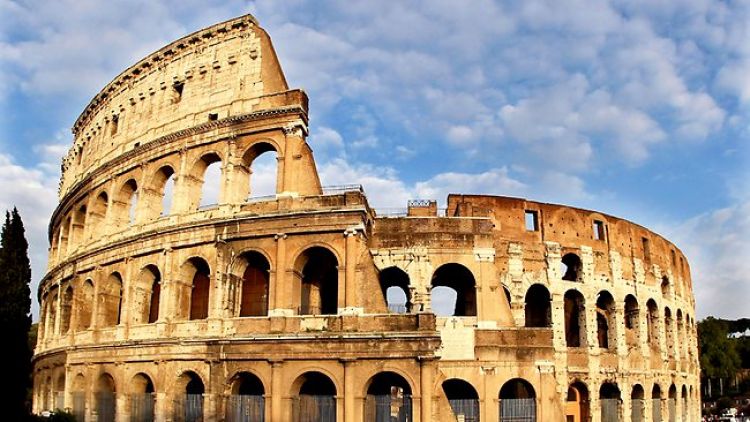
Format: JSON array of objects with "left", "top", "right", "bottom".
[{"left": 32, "top": 14, "right": 699, "bottom": 422}]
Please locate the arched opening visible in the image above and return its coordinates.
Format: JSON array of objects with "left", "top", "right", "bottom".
[
  {"left": 70, "top": 205, "right": 86, "bottom": 248},
  {"left": 146, "top": 166, "right": 175, "bottom": 219},
  {"left": 430, "top": 264, "right": 477, "bottom": 317},
  {"left": 46, "top": 288, "right": 59, "bottom": 337},
  {"left": 561, "top": 253, "right": 582, "bottom": 281},
  {"left": 379, "top": 267, "right": 411, "bottom": 314},
  {"left": 183, "top": 258, "right": 211, "bottom": 321},
  {"left": 293, "top": 372, "right": 337, "bottom": 422},
  {"left": 60, "top": 285, "right": 74, "bottom": 334},
  {"left": 296, "top": 247, "right": 339, "bottom": 315},
  {"left": 524, "top": 284, "right": 551, "bottom": 328},
  {"left": 664, "top": 308, "right": 675, "bottom": 358},
  {"left": 565, "top": 382, "right": 589, "bottom": 422},
  {"left": 503, "top": 285, "right": 512, "bottom": 305},
  {"left": 243, "top": 143, "right": 278, "bottom": 200},
  {"left": 227, "top": 372, "right": 265, "bottom": 422},
  {"left": 134, "top": 265, "right": 161, "bottom": 324},
  {"left": 661, "top": 276, "right": 670, "bottom": 297},
  {"left": 442, "top": 379, "right": 479, "bottom": 422},
  {"left": 54, "top": 373, "right": 65, "bottom": 410},
  {"left": 175, "top": 371, "right": 204, "bottom": 422},
  {"left": 71, "top": 374, "right": 86, "bottom": 422},
  {"left": 668, "top": 384, "right": 677, "bottom": 422},
  {"left": 631, "top": 384, "right": 645, "bottom": 422},
  {"left": 681, "top": 385, "right": 688, "bottom": 422},
  {"left": 624, "top": 295, "right": 640, "bottom": 347},
  {"left": 96, "top": 373, "right": 116, "bottom": 422},
  {"left": 646, "top": 299, "right": 659, "bottom": 349},
  {"left": 652, "top": 385, "right": 662, "bottom": 422},
  {"left": 99, "top": 272, "right": 123, "bottom": 327},
  {"left": 238, "top": 252, "right": 270, "bottom": 317},
  {"left": 114, "top": 179, "right": 138, "bottom": 227},
  {"left": 564, "top": 290, "right": 586, "bottom": 347},
  {"left": 58, "top": 217, "right": 70, "bottom": 256},
  {"left": 599, "top": 383, "right": 621, "bottom": 422},
  {"left": 198, "top": 154, "right": 222, "bottom": 208},
  {"left": 89, "top": 191, "right": 109, "bottom": 239},
  {"left": 499, "top": 378, "right": 536, "bottom": 422},
  {"left": 130, "top": 373, "right": 155, "bottom": 422},
  {"left": 77, "top": 279, "right": 95, "bottom": 331},
  {"left": 364, "top": 372, "right": 412, "bottom": 422},
  {"left": 676, "top": 310, "right": 685, "bottom": 358},
  {"left": 596, "top": 291, "right": 616, "bottom": 350}
]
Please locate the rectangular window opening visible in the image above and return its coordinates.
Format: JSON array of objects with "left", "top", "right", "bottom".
[
  {"left": 172, "top": 81, "right": 184, "bottom": 103},
  {"left": 593, "top": 220, "right": 605, "bottom": 240},
  {"left": 524, "top": 210, "right": 539, "bottom": 231},
  {"left": 110, "top": 115, "right": 119, "bottom": 136},
  {"left": 642, "top": 237, "right": 651, "bottom": 264},
  {"left": 208, "top": 113, "right": 218, "bottom": 121}
]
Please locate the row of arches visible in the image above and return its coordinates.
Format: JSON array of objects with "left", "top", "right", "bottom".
[{"left": 51, "top": 144, "right": 280, "bottom": 261}]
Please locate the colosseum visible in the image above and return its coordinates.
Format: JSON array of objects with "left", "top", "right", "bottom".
[{"left": 32, "top": 14, "right": 700, "bottom": 422}]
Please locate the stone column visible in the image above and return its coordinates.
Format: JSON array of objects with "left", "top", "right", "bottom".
[
  {"left": 550, "top": 292, "right": 566, "bottom": 350},
  {"left": 343, "top": 359, "right": 356, "bottom": 422},
  {"left": 614, "top": 304, "right": 627, "bottom": 356},
  {"left": 342, "top": 227, "right": 362, "bottom": 314},
  {"left": 53, "top": 281, "right": 63, "bottom": 337},
  {"left": 420, "top": 358, "right": 435, "bottom": 422},
  {"left": 270, "top": 361, "right": 283, "bottom": 422},
  {"left": 270, "top": 233, "right": 290, "bottom": 316}
]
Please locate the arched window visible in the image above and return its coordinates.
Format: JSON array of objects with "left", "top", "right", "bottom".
[
  {"left": 77, "top": 280, "right": 95, "bottom": 331},
  {"left": 296, "top": 247, "right": 339, "bottom": 315},
  {"left": 379, "top": 267, "right": 411, "bottom": 314},
  {"left": 624, "top": 295, "right": 640, "bottom": 347},
  {"left": 133, "top": 265, "right": 161, "bottom": 324},
  {"left": 499, "top": 378, "right": 536, "bottom": 422},
  {"left": 365, "top": 372, "right": 413, "bottom": 422},
  {"left": 89, "top": 191, "right": 109, "bottom": 239},
  {"left": 661, "top": 276, "right": 670, "bottom": 297},
  {"left": 646, "top": 299, "right": 659, "bottom": 348},
  {"left": 595, "top": 291, "right": 616, "bottom": 349},
  {"left": 668, "top": 384, "right": 677, "bottom": 422},
  {"left": 227, "top": 372, "right": 265, "bottom": 422},
  {"left": 60, "top": 285, "right": 74, "bottom": 334},
  {"left": 664, "top": 308, "right": 675, "bottom": 358},
  {"left": 96, "top": 374, "right": 116, "bottom": 422},
  {"left": 46, "top": 289, "right": 59, "bottom": 337},
  {"left": 564, "top": 290, "right": 586, "bottom": 347},
  {"left": 71, "top": 374, "right": 86, "bottom": 422},
  {"left": 631, "top": 384, "right": 645, "bottom": 422},
  {"left": 243, "top": 142, "right": 278, "bottom": 200},
  {"left": 54, "top": 373, "right": 65, "bottom": 410},
  {"left": 293, "top": 372, "right": 337, "bottom": 422},
  {"left": 238, "top": 252, "right": 270, "bottom": 317},
  {"left": 130, "top": 373, "right": 155, "bottom": 422},
  {"left": 431, "top": 264, "right": 477, "bottom": 317},
  {"left": 565, "top": 382, "right": 589, "bottom": 422},
  {"left": 99, "top": 272, "right": 123, "bottom": 327},
  {"left": 183, "top": 258, "right": 211, "bottom": 320},
  {"left": 196, "top": 154, "right": 222, "bottom": 208},
  {"left": 652, "top": 384, "right": 662, "bottom": 422},
  {"left": 120, "top": 179, "right": 138, "bottom": 226},
  {"left": 524, "top": 284, "right": 551, "bottom": 327},
  {"left": 175, "top": 371, "right": 204, "bottom": 422},
  {"left": 144, "top": 166, "right": 175, "bottom": 219},
  {"left": 681, "top": 385, "right": 688, "bottom": 422},
  {"left": 561, "top": 253, "right": 582, "bottom": 281},
  {"left": 599, "top": 383, "right": 621, "bottom": 422},
  {"left": 70, "top": 205, "right": 86, "bottom": 248},
  {"left": 442, "top": 379, "right": 479, "bottom": 422}
]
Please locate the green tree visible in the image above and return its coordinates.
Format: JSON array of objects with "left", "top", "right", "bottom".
[
  {"left": 699, "top": 317, "right": 741, "bottom": 397},
  {"left": 0, "top": 208, "right": 33, "bottom": 419}
]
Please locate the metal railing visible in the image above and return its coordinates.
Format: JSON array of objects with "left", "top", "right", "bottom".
[
  {"left": 388, "top": 303, "right": 408, "bottom": 314},
  {"left": 600, "top": 399, "right": 620, "bottom": 422},
  {"left": 246, "top": 194, "right": 276, "bottom": 203},
  {"left": 500, "top": 398, "right": 537, "bottom": 421},
  {"left": 375, "top": 208, "right": 408, "bottom": 217},
  {"left": 226, "top": 395, "right": 265, "bottom": 422},
  {"left": 292, "top": 395, "right": 336, "bottom": 422},
  {"left": 174, "top": 394, "right": 204, "bottom": 422},
  {"left": 364, "top": 394, "right": 412, "bottom": 422},
  {"left": 322, "top": 184, "right": 363, "bottom": 195},
  {"left": 631, "top": 399, "right": 644, "bottom": 422},
  {"left": 131, "top": 393, "right": 156, "bottom": 422},
  {"left": 407, "top": 199, "right": 435, "bottom": 207},
  {"left": 448, "top": 399, "right": 479, "bottom": 422},
  {"left": 96, "top": 392, "right": 116, "bottom": 422},
  {"left": 72, "top": 392, "right": 85, "bottom": 422}
]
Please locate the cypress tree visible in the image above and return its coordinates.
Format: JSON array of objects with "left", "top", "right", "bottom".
[{"left": 0, "top": 208, "right": 33, "bottom": 419}]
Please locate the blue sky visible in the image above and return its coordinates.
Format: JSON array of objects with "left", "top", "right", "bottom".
[{"left": 0, "top": 0, "right": 748, "bottom": 319}]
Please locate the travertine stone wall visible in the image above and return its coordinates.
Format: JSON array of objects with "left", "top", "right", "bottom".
[{"left": 33, "top": 14, "right": 699, "bottom": 422}]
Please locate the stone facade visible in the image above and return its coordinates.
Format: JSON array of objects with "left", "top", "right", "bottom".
[{"left": 32, "top": 14, "right": 699, "bottom": 422}]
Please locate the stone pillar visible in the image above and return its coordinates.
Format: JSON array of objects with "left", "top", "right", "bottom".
[
  {"left": 420, "top": 358, "right": 435, "bottom": 422},
  {"left": 343, "top": 359, "right": 356, "bottom": 422},
  {"left": 270, "top": 361, "right": 283, "bottom": 422},
  {"left": 53, "top": 281, "right": 63, "bottom": 337},
  {"left": 270, "top": 233, "right": 290, "bottom": 316},
  {"left": 475, "top": 248, "right": 501, "bottom": 328},
  {"left": 550, "top": 292, "right": 566, "bottom": 350},
  {"left": 614, "top": 304, "right": 627, "bottom": 356},
  {"left": 342, "top": 227, "right": 362, "bottom": 314}
]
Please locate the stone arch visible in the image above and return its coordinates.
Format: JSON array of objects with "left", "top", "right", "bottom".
[
  {"left": 565, "top": 381, "right": 589, "bottom": 422},
  {"left": 70, "top": 204, "right": 87, "bottom": 248},
  {"left": 114, "top": 178, "right": 138, "bottom": 227},
  {"left": 624, "top": 294, "right": 640, "bottom": 347},
  {"left": 681, "top": 385, "right": 688, "bottom": 422},
  {"left": 191, "top": 152, "right": 223, "bottom": 209},
  {"left": 561, "top": 253, "right": 582, "bottom": 281},
  {"left": 71, "top": 373, "right": 86, "bottom": 421},
  {"left": 60, "top": 284, "right": 74, "bottom": 334},
  {"left": 599, "top": 382, "right": 621, "bottom": 422},
  {"left": 564, "top": 289, "right": 586, "bottom": 347},
  {"left": 652, "top": 384, "right": 663, "bottom": 422},
  {"left": 664, "top": 307, "right": 675, "bottom": 358},
  {"left": 430, "top": 263, "right": 477, "bottom": 317},
  {"left": 499, "top": 378, "right": 536, "bottom": 422},
  {"left": 442, "top": 379, "right": 479, "bottom": 422},
  {"left": 294, "top": 246, "right": 339, "bottom": 315},
  {"left": 130, "top": 373, "right": 155, "bottom": 422},
  {"left": 364, "top": 371, "right": 413, "bottom": 422},
  {"left": 525, "top": 284, "right": 551, "bottom": 328},
  {"left": 661, "top": 276, "right": 670, "bottom": 297},
  {"left": 133, "top": 265, "right": 161, "bottom": 324},
  {"left": 236, "top": 251, "right": 271, "bottom": 317},
  {"left": 98, "top": 272, "right": 123, "bottom": 327},
  {"left": 646, "top": 299, "right": 659, "bottom": 348},
  {"left": 667, "top": 384, "right": 677, "bottom": 422},
  {"left": 175, "top": 371, "right": 205, "bottom": 422},
  {"left": 379, "top": 266, "right": 411, "bottom": 314},
  {"left": 502, "top": 285, "right": 512, "bottom": 305},
  {"left": 95, "top": 373, "right": 117, "bottom": 422},
  {"left": 226, "top": 371, "right": 266, "bottom": 422},
  {"left": 54, "top": 372, "right": 66, "bottom": 410},
  {"left": 631, "top": 384, "right": 645, "bottom": 422},
  {"left": 88, "top": 190, "right": 109, "bottom": 239},
  {"left": 76, "top": 279, "right": 95, "bottom": 331},
  {"left": 144, "top": 165, "right": 175, "bottom": 219},
  {"left": 291, "top": 371, "right": 338, "bottom": 422},
  {"left": 178, "top": 257, "right": 212, "bottom": 321},
  {"left": 242, "top": 141, "right": 279, "bottom": 200},
  {"left": 595, "top": 290, "right": 616, "bottom": 350}
]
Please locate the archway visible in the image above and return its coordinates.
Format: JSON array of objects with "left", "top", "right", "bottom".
[
  {"left": 243, "top": 142, "right": 278, "bottom": 200},
  {"left": 442, "top": 379, "right": 479, "bottom": 422},
  {"left": 524, "top": 284, "right": 551, "bottom": 327},
  {"left": 681, "top": 385, "right": 688, "bottom": 422},
  {"left": 293, "top": 371, "right": 337, "bottom": 422},
  {"left": 197, "top": 154, "right": 222, "bottom": 208},
  {"left": 60, "top": 285, "right": 74, "bottom": 334},
  {"left": 561, "top": 253, "right": 582, "bottom": 281},
  {"left": 71, "top": 374, "right": 86, "bottom": 422},
  {"left": 431, "top": 264, "right": 477, "bottom": 317},
  {"left": 646, "top": 299, "right": 659, "bottom": 349},
  {"left": 296, "top": 247, "right": 339, "bottom": 315},
  {"left": 624, "top": 295, "right": 640, "bottom": 347},
  {"left": 238, "top": 252, "right": 271, "bottom": 317},
  {"left": 599, "top": 383, "right": 621, "bottom": 422},
  {"left": 596, "top": 291, "right": 615, "bottom": 350},
  {"left": 130, "top": 373, "right": 155, "bottom": 422},
  {"left": 54, "top": 373, "right": 65, "bottom": 410},
  {"left": 364, "top": 372, "right": 412, "bottom": 422},
  {"left": 379, "top": 267, "right": 411, "bottom": 313},
  {"left": 652, "top": 384, "right": 662, "bottom": 422},
  {"left": 96, "top": 373, "right": 116, "bottom": 422},
  {"left": 175, "top": 371, "right": 205, "bottom": 422},
  {"left": 631, "top": 384, "right": 645, "bottom": 422},
  {"left": 565, "top": 382, "right": 589, "bottom": 422},
  {"left": 499, "top": 378, "right": 536, "bottom": 422},
  {"left": 99, "top": 272, "right": 123, "bottom": 327},
  {"left": 178, "top": 258, "right": 211, "bottom": 321},
  {"left": 227, "top": 372, "right": 265, "bottom": 422},
  {"left": 564, "top": 290, "right": 586, "bottom": 347}
]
